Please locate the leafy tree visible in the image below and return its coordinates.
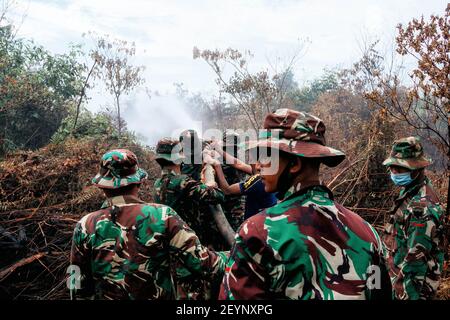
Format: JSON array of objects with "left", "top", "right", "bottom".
[
  {"left": 0, "top": 24, "right": 85, "bottom": 155},
  {"left": 193, "top": 47, "right": 301, "bottom": 130},
  {"left": 342, "top": 6, "right": 449, "bottom": 212},
  {"left": 290, "top": 70, "right": 339, "bottom": 112},
  {"left": 88, "top": 32, "right": 145, "bottom": 141},
  {"left": 51, "top": 106, "right": 119, "bottom": 144},
  {"left": 396, "top": 5, "right": 449, "bottom": 213}
]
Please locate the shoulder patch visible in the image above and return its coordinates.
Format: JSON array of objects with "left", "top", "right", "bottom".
[{"left": 242, "top": 174, "right": 260, "bottom": 191}]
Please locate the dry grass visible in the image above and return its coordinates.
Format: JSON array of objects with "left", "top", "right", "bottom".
[{"left": 0, "top": 137, "right": 158, "bottom": 299}]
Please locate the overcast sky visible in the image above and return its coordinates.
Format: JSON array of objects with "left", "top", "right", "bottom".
[
  {"left": 11, "top": 0, "right": 446, "bottom": 91},
  {"left": 6, "top": 0, "right": 447, "bottom": 144}
]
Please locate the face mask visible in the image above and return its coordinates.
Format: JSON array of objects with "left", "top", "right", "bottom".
[{"left": 390, "top": 172, "right": 413, "bottom": 186}]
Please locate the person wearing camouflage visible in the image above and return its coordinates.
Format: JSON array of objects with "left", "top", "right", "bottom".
[
  {"left": 219, "top": 130, "right": 246, "bottom": 231},
  {"left": 70, "top": 149, "right": 227, "bottom": 300},
  {"left": 153, "top": 138, "right": 227, "bottom": 249},
  {"left": 219, "top": 108, "right": 391, "bottom": 300},
  {"left": 153, "top": 138, "right": 228, "bottom": 299},
  {"left": 179, "top": 129, "right": 203, "bottom": 181},
  {"left": 210, "top": 144, "right": 278, "bottom": 220},
  {"left": 382, "top": 137, "right": 446, "bottom": 300}
]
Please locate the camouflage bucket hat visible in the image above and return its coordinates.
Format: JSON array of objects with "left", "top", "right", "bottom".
[
  {"left": 92, "top": 149, "right": 148, "bottom": 189},
  {"left": 382, "top": 136, "right": 432, "bottom": 170},
  {"left": 246, "top": 108, "right": 346, "bottom": 167},
  {"left": 154, "top": 137, "right": 184, "bottom": 164}
]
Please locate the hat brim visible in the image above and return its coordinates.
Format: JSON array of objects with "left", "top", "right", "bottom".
[
  {"left": 382, "top": 157, "right": 432, "bottom": 170},
  {"left": 246, "top": 139, "right": 346, "bottom": 167},
  {"left": 154, "top": 153, "right": 185, "bottom": 164},
  {"left": 92, "top": 167, "right": 148, "bottom": 189}
]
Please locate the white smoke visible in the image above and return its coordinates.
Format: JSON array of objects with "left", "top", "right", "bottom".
[
  {"left": 121, "top": 91, "right": 282, "bottom": 174},
  {"left": 122, "top": 89, "right": 203, "bottom": 148}
]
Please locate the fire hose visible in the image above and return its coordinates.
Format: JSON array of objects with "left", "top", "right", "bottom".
[{"left": 202, "top": 153, "right": 236, "bottom": 247}]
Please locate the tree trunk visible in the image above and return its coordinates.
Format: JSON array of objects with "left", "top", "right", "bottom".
[
  {"left": 209, "top": 204, "right": 236, "bottom": 248},
  {"left": 116, "top": 94, "right": 121, "bottom": 141},
  {"left": 72, "top": 60, "right": 97, "bottom": 134},
  {"left": 203, "top": 163, "right": 236, "bottom": 247},
  {"left": 447, "top": 115, "right": 450, "bottom": 216}
]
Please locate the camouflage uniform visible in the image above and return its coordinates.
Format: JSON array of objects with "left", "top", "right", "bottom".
[
  {"left": 153, "top": 170, "right": 226, "bottom": 248},
  {"left": 220, "top": 109, "right": 391, "bottom": 300},
  {"left": 153, "top": 139, "right": 228, "bottom": 299},
  {"left": 382, "top": 137, "right": 446, "bottom": 300},
  {"left": 221, "top": 129, "right": 246, "bottom": 231},
  {"left": 181, "top": 163, "right": 202, "bottom": 181},
  {"left": 70, "top": 149, "right": 227, "bottom": 300}
]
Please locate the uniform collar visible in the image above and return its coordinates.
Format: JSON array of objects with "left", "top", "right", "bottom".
[
  {"left": 398, "top": 175, "right": 428, "bottom": 199},
  {"left": 106, "top": 194, "right": 145, "bottom": 207},
  {"left": 161, "top": 168, "right": 178, "bottom": 176},
  {"left": 395, "top": 175, "right": 429, "bottom": 206},
  {"left": 279, "top": 180, "right": 333, "bottom": 201}
]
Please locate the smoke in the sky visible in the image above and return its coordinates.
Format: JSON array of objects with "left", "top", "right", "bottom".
[{"left": 123, "top": 89, "right": 202, "bottom": 148}]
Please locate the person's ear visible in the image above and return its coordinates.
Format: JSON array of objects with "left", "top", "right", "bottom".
[{"left": 289, "top": 157, "right": 302, "bottom": 174}]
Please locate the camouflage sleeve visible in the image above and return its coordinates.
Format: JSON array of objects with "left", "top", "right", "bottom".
[
  {"left": 69, "top": 215, "right": 95, "bottom": 300},
  {"left": 394, "top": 201, "right": 444, "bottom": 300},
  {"left": 153, "top": 179, "right": 162, "bottom": 203},
  {"left": 219, "top": 216, "right": 272, "bottom": 300},
  {"left": 183, "top": 177, "right": 225, "bottom": 204},
  {"left": 368, "top": 224, "right": 393, "bottom": 300},
  {"left": 164, "top": 206, "right": 228, "bottom": 284}
]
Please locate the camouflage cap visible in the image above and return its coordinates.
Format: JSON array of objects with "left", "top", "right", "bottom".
[
  {"left": 223, "top": 129, "right": 240, "bottom": 147},
  {"left": 92, "top": 149, "right": 148, "bottom": 189},
  {"left": 382, "top": 136, "right": 432, "bottom": 170},
  {"left": 246, "top": 108, "right": 345, "bottom": 167},
  {"left": 154, "top": 137, "right": 184, "bottom": 164}
]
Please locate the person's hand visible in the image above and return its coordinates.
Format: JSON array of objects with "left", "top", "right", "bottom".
[
  {"left": 201, "top": 165, "right": 218, "bottom": 188},
  {"left": 211, "top": 150, "right": 222, "bottom": 165},
  {"left": 207, "top": 139, "right": 223, "bottom": 152},
  {"left": 203, "top": 150, "right": 220, "bottom": 166}
]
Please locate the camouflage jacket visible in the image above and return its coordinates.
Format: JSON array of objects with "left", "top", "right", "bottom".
[
  {"left": 153, "top": 169, "right": 226, "bottom": 249},
  {"left": 383, "top": 177, "right": 445, "bottom": 300},
  {"left": 221, "top": 164, "right": 245, "bottom": 231},
  {"left": 70, "top": 194, "right": 227, "bottom": 300},
  {"left": 219, "top": 182, "right": 391, "bottom": 300},
  {"left": 181, "top": 162, "right": 202, "bottom": 181}
]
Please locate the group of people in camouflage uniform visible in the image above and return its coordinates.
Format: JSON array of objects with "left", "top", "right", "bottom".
[{"left": 70, "top": 107, "right": 447, "bottom": 300}]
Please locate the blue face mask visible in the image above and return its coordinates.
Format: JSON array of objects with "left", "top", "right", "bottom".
[{"left": 390, "top": 172, "right": 414, "bottom": 186}]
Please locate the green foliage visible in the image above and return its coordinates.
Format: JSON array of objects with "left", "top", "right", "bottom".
[
  {"left": 274, "top": 69, "right": 299, "bottom": 96},
  {"left": 290, "top": 70, "right": 339, "bottom": 112},
  {"left": 0, "top": 25, "right": 85, "bottom": 155},
  {"left": 51, "top": 106, "right": 115, "bottom": 143},
  {"left": 51, "top": 105, "right": 139, "bottom": 147}
]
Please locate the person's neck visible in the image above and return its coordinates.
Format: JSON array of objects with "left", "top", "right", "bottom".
[
  {"left": 292, "top": 172, "right": 321, "bottom": 188},
  {"left": 277, "top": 171, "right": 322, "bottom": 201},
  {"left": 404, "top": 171, "right": 426, "bottom": 192},
  {"left": 104, "top": 189, "right": 140, "bottom": 200}
]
